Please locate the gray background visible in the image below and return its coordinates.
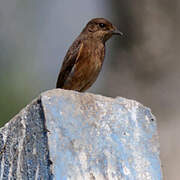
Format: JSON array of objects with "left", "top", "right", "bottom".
[{"left": 0, "top": 0, "right": 179, "bottom": 179}]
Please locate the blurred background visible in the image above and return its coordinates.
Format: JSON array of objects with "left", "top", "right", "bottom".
[{"left": 0, "top": 0, "right": 179, "bottom": 179}]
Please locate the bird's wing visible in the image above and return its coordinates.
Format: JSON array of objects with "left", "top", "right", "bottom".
[{"left": 56, "top": 39, "right": 84, "bottom": 88}]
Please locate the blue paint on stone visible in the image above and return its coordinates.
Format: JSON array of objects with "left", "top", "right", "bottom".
[{"left": 41, "top": 89, "right": 162, "bottom": 180}]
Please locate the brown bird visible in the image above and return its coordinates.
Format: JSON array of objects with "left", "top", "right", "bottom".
[{"left": 56, "top": 18, "right": 123, "bottom": 92}]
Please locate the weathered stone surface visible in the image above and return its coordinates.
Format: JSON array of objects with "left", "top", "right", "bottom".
[
  {"left": 0, "top": 98, "right": 52, "bottom": 180},
  {"left": 0, "top": 89, "right": 162, "bottom": 180}
]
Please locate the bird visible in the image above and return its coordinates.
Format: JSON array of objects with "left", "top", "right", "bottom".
[{"left": 56, "top": 18, "right": 123, "bottom": 92}]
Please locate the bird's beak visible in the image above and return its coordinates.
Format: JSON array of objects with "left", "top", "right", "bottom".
[{"left": 112, "top": 28, "right": 123, "bottom": 36}]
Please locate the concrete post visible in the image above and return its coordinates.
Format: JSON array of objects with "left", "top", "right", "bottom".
[{"left": 0, "top": 89, "right": 162, "bottom": 180}]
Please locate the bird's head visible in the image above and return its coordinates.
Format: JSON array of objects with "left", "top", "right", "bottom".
[{"left": 82, "top": 18, "right": 123, "bottom": 43}]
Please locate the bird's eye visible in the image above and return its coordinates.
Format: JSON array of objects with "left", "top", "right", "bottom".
[{"left": 99, "top": 23, "right": 106, "bottom": 28}]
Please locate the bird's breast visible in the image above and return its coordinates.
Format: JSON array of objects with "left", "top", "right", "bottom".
[{"left": 81, "top": 42, "right": 105, "bottom": 77}]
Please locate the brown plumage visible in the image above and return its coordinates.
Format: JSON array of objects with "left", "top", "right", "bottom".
[{"left": 56, "top": 18, "right": 123, "bottom": 92}]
